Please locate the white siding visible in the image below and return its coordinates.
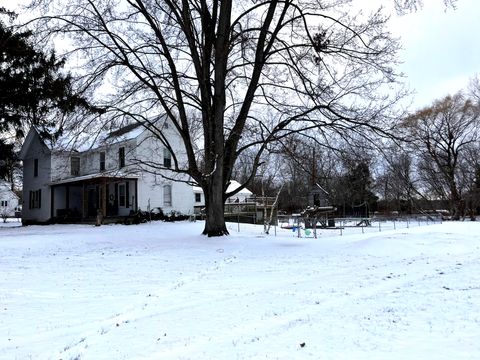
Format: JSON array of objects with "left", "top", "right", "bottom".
[
  {"left": 134, "top": 131, "right": 194, "bottom": 214},
  {"left": 21, "top": 120, "right": 198, "bottom": 222},
  {"left": 21, "top": 135, "right": 52, "bottom": 223},
  {"left": 0, "top": 183, "right": 19, "bottom": 217},
  {"left": 50, "top": 152, "right": 71, "bottom": 181}
]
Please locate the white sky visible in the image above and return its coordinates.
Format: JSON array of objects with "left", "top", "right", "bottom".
[
  {"left": 2, "top": 0, "right": 479, "bottom": 111},
  {"left": 387, "top": 0, "right": 480, "bottom": 109}
]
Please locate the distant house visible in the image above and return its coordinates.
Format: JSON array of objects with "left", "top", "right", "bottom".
[
  {"left": 193, "top": 180, "right": 254, "bottom": 214},
  {"left": 225, "top": 180, "right": 254, "bottom": 203},
  {"left": 20, "top": 120, "right": 195, "bottom": 224},
  {"left": 0, "top": 181, "right": 19, "bottom": 218}
]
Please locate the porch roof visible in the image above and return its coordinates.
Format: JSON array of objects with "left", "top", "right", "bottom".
[{"left": 50, "top": 171, "right": 139, "bottom": 186}]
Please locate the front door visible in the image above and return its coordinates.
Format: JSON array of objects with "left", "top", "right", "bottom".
[
  {"left": 87, "top": 186, "right": 99, "bottom": 217},
  {"left": 117, "top": 182, "right": 130, "bottom": 216}
]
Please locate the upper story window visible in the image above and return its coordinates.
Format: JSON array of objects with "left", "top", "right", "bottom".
[
  {"left": 195, "top": 193, "right": 201, "bottom": 203},
  {"left": 0, "top": 200, "right": 7, "bottom": 207},
  {"left": 100, "top": 151, "right": 106, "bottom": 171},
  {"left": 71, "top": 156, "right": 80, "bottom": 176},
  {"left": 119, "top": 147, "right": 125, "bottom": 168},
  {"left": 33, "top": 158, "right": 38, "bottom": 177},
  {"left": 163, "top": 148, "right": 172, "bottom": 168}
]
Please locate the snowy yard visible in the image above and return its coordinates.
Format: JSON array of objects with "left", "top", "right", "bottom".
[{"left": 1, "top": 220, "right": 479, "bottom": 359}]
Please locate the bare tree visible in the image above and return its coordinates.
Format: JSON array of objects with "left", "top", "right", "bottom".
[
  {"left": 28, "top": 0, "right": 405, "bottom": 236},
  {"left": 398, "top": 0, "right": 456, "bottom": 11},
  {"left": 469, "top": 74, "right": 480, "bottom": 104},
  {"left": 376, "top": 146, "right": 418, "bottom": 214},
  {"left": 460, "top": 143, "right": 480, "bottom": 219},
  {"left": 403, "top": 93, "right": 480, "bottom": 219},
  {"left": 273, "top": 134, "right": 342, "bottom": 212}
]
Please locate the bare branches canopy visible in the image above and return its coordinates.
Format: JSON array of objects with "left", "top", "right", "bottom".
[
  {"left": 403, "top": 93, "right": 480, "bottom": 219},
  {"left": 28, "top": 0, "right": 405, "bottom": 235}
]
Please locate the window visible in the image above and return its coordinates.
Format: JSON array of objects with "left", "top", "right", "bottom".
[
  {"left": 163, "top": 148, "right": 172, "bottom": 168},
  {"left": 33, "top": 158, "right": 38, "bottom": 177},
  {"left": 119, "top": 147, "right": 125, "bottom": 168},
  {"left": 0, "top": 200, "right": 7, "bottom": 207},
  {"left": 100, "top": 152, "right": 106, "bottom": 171},
  {"left": 119, "top": 183, "right": 126, "bottom": 207},
  {"left": 29, "top": 189, "right": 42, "bottom": 209},
  {"left": 71, "top": 156, "right": 80, "bottom": 176},
  {"left": 163, "top": 185, "right": 172, "bottom": 206},
  {"left": 195, "top": 193, "right": 201, "bottom": 203}
]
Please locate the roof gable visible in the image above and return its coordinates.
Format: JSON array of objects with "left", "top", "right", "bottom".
[
  {"left": 19, "top": 127, "right": 50, "bottom": 160},
  {"left": 0, "top": 181, "right": 19, "bottom": 199}
]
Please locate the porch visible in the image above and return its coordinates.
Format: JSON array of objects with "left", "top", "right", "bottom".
[{"left": 50, "top": 172, "right": 139, "bottom": 223}]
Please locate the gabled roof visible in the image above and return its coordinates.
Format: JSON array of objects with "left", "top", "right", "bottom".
[
  {"left": 227, "top": 180, "right": 253, "bottom": 195},
  {"left": 57, "top": 122, "right": 148, "bottom": 152},
  {"left": 20, "top": 115, "right": 170, "bottom": 155},
  {"left": 0, "top": 181, "right": 19, "bottom": 199},
  {"left": 20, "top": 121, "right": 148, "bottom": 156},
  {"left": 19, "top": 127, "right": 50, "bottom": 160},
  {"left": 193, "top": 180, "right": 253, "bottom": 196},
  {"left": 105, "top": 122, "right": 145, "bottom": 140}
]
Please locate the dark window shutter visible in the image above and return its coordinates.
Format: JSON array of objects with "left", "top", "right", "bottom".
[
  {"left": 29, "top": 191, "right": 33, "bottom": 209},
  {"left": 38, "top": 189, "right": 42, "bottom": 209}
]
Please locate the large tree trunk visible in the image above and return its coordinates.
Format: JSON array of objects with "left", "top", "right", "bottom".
[
  {"left": 450, "top": 180, "right": 465, "bottom": 220},
  {"left": 450, "top": 190, "right": 464, "bottom": 220},
  {"left": 202, "top": 170, "right": 229, "bottom": 236}
]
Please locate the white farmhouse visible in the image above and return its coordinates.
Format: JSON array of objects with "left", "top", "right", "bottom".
[
  {"left": 20, "top": 120, "right": 195, "bottom": 224},
  {"left": 0, "top": 181, "right": 19, "bottom": 218}
]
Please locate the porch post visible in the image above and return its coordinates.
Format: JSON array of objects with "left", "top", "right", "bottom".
[
  {"left": 66, "top": 185, "right": 70, "bottom": 209},
  {"left": 135, "top": 179, "right": 138, "bottom": 211},
  {"left": 82, "top": 183, "right": 86, "bottom": 218},
  {"left": 50, "top": 185, "right": 55, "bottom": 220},
  {"left": 102, "top": 178, "right": 107, "bottom": 217}
]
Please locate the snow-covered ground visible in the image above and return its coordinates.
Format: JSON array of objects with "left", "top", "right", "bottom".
[{"left": 1, "top": 220, "right": 479, "bottom": 359}]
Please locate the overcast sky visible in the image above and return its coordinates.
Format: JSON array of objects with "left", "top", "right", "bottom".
[
  {"left": 388, "top": 0, "right": 480, "bottom": 109},
  {"left": 3, "top": 0, "right": 479, "bottom": 111}
]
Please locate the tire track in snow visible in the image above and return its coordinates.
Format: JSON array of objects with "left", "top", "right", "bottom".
[
  {"left": 143, "top": 253, "right": 480, "bottom": 359},
  {"left": 50, "top": 253, "right": 239, "bottom": 359}
]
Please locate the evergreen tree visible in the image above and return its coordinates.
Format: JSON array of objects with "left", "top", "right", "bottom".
[
  {"left": 1, "top": 8, "right": 91, "bottom": 140},
  {"left": 345, "top": 161, "right": 378, "bottom": 217},
  {"left": 0, "top": 8, "right": 98, "bottom": 183}
]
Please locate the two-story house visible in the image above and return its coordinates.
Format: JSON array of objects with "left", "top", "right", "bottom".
[{"left": 20, "top": 119, "right": 195, "bottom": 224}]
